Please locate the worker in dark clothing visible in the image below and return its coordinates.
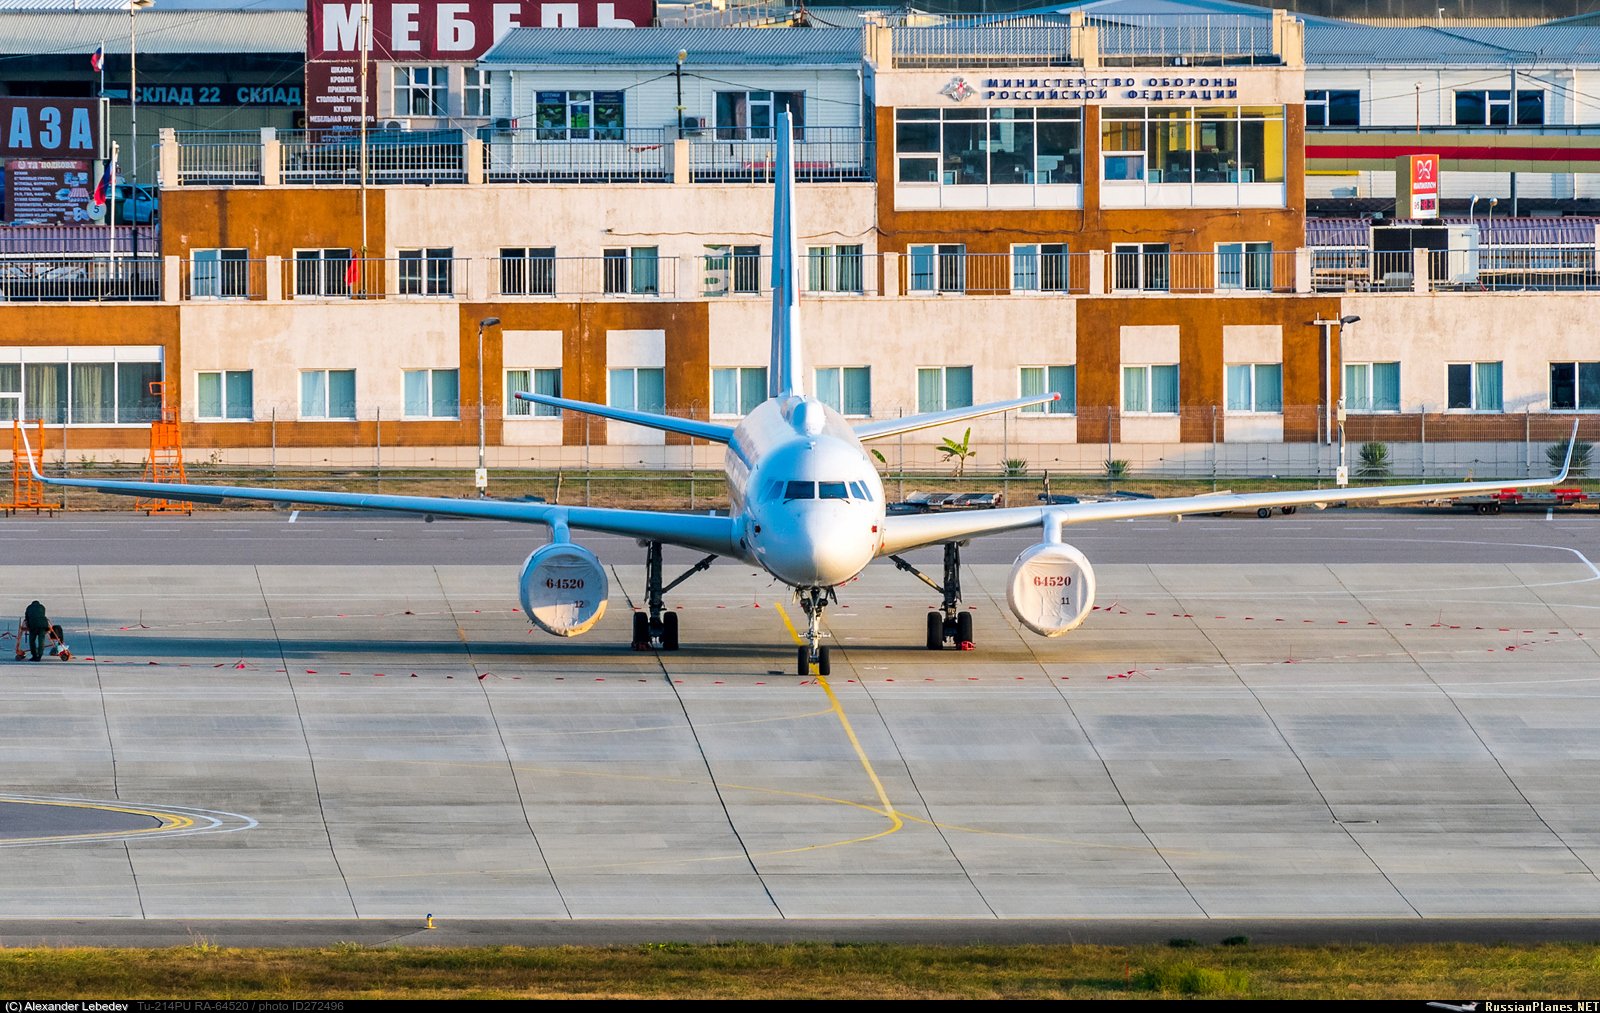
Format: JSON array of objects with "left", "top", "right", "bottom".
[{"left": 23, "top": 600, "right": 48, "bottom": 661}]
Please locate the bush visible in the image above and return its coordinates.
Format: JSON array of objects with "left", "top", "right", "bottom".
[
  {"left": 1548, "top": 439, "right": 1592, "bottom": 477},
  {"left": 1135, "top": 962, "right": 1249, "bottom": 995},
  {"left": 1002, "top": 457, "right": 1029, "bottom": 477},
  {"left": 1104, "top": 459, "right": 1129, "bottom": 479},
  {"left": 1356, "top": 441, "right": 1390, "bottom": 478}
]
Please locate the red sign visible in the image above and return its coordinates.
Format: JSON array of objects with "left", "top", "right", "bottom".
[
  {"left": 305, "top": 1, "right": 656, "bottom": 133},
  {"left": 1397, "top": 152, "right": 1440, "bottom": 220},
  {"left": 0, "top": 98, "right": 103, "bottom": 159},
  {"left": 1410, "top": 153, "right": 1438, "bottom": 194}
]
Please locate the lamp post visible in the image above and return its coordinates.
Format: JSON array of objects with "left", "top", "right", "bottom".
[
  {"left": 129, "top": 0, "right": 154, "bottom": 256},
  {"left": 675, "top": 50, "right": 687, "bottom": 137},
  {"left": 1313, "top": 314, "right": 1361, "bottom": 480},
  {"left": 477, "top": 316, "right": 501, "bottom": 498}
]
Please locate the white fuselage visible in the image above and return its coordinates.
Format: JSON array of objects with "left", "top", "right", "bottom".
[{"left": 723, "top": 395, "right": 885, "bottom": 588}]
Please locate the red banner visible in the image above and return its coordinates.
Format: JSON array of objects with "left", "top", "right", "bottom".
[{"left": 305, "top": 1, "right": 656, "bottom": 133}]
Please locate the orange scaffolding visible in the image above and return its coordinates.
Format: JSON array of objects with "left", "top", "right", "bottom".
[
  {"left": 135, "top": 381, "right": 192, "bottom": 516},
  {"left": 4, "top": 418, "right": 59, "bottom": 516}
]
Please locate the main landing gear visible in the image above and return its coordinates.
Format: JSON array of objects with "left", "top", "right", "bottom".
[
  {"left": 796, "top": 585, "right": 836, "bottom": 676},
  {"left": 631, "top": 540, "right": 717, "bottom": 652},
  {"left": 890, "top": 541, "right": 974, "bottom": 651}
]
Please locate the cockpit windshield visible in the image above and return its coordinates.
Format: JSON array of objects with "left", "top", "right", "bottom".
[
  {"left": 768, "top": 480, "right": 875, "bottom": 502},
  {"left": 784, "top": 481, "right": 815, "bottom": 500},
  {"left": 818, "top": 482, "right": 848, "bottom": 500}
]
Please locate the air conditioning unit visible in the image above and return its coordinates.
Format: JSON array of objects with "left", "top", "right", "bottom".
[
  {"left": 682, "top": 116, "right": 707, "bottom": 137},
  {"left": 492, "top": 117, "right": 518, "bottom": 131},
  {"left": 380, "top": 118, "right": 410, "bottom": 131}
]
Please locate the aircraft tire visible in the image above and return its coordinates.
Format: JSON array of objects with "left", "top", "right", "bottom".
[
  {"left": 816, "top": 646, "right": 831, "bottom": 676},
  {"left": 926, "top": 611, "right": 944, "bottom": 650},
  {"left": 956, "top": 610, "right": 974, "bottom": 647},
  {"left": 1257, "top": 507, "right": 1272, "bottom": 518},
  {"left": 631, "top": 612, "right": 649, "bottom": 650},
  {"left": 797, "top": 646, "right": 811, "bottom": 676},
  {"left": 662, "top": 611, "right": 679, "bottom": 651}
]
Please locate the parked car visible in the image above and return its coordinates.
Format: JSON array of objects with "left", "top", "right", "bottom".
[{"left": 113, "top": 184, "right": 159, "bottom": 225}]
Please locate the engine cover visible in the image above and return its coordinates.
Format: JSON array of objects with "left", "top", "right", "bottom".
[
  {"left": 519, "top": 543, "right": 608, "bottom": 637},
  {"left": 1007, "top": 541, "right": 1097, "bottom": 638}
]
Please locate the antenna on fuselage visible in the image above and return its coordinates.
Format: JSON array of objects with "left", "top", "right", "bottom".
[{"left": 769, "top": 110, "right": 803, "bottom": 398}]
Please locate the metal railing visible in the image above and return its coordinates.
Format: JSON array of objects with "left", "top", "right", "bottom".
[
  {"left": 279, "top": 129, "right": 467, "bottom": 185},
  {"left": 483, "top": 129, "right": 670, "bottom": 183},
  {"left": 891, "top": 24, "right": 1078, "bottom": 68},
  {"left": 180, "top": 257, "right": 269, "bottom": 301},
  {"left": 491, "top": 255, "right": 677, "bottom": 298},
  {"left": 0, "top": 257, "right": 162, "bottom": 302},
  {"left": 689, "top": 128, "right": 873, "bottom": 182},
  {"left": 176, "top": 130, "right": 264, "bottom": 185},
  {"left": 1093, "top": 14, "right": 1279, "bottom": 65},
  {"left": 1310, "top": 244, "right": 1600, "bottom": 293},
  {"left": 896, "top": 251, "right": 1091, "bottom": 296},
  {"left": 0, "top": 225, "right": 154, "bottom": 256},
  {"left": 280, "top": 257, "right": 470, "bottom": 300}
]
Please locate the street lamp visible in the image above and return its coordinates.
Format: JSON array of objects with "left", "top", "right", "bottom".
[
  {"left": 675, "top": 50, "right": 688, "bottom": 138},
  {"left": 477, "top": 316, "right": 501, "bottom": 498},
  {"left": 1313, "top": 314, "right": 1361, "bottom": 476},
  {"left": 129, "top": 0, "right": 154, "bottom": 255}
]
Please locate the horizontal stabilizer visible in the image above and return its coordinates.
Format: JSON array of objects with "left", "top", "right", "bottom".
[
  {"left": 854, "top": 393, "right": 1060, "bottom": 442},
  {"left": 515, "top": 392, "right": 735, "bottom": 443}
]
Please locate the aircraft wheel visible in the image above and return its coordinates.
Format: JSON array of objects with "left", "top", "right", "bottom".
[
  {"left": 631, "top": 612, "right": 650, "bottom": 650},
  {"left": 1257, "top": 507, "right": 1272, "bottom": 519},
  {"left": 662, "top": 611, "right": 680, "bottom": 651},
  {"left": 816, "top": 646, "right": 831, "bottom": 676},
  {"left": 1282, "top": 505, "right": 1297, "bottom": 515},
  {"left": 956, "top": 610, "right": 974, "bottom": 649},
  {"left": 926, "top": 611, "right": 944, "bottom": 650},
  {"left": 797, "top": 646, "right": 811, "bottom": 677}
]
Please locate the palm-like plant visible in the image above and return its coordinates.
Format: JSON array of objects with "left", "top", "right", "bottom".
[{"left": 937, "top": 427, "right": 977, "bottom": 478}]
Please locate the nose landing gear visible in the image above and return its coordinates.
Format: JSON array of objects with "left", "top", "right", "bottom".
[
  {"left": 893, "top": 542, "right": 974, "bottom": 651},
  {"left": 796, "top": 585, "right": 835, "bottom": 676}
]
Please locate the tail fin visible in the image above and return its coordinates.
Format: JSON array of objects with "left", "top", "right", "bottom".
[{"left": 769, "top": 110, "right": 803, "bottom": 398}]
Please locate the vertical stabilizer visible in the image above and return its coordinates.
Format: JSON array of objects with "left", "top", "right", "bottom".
[{"left": 769, "top": 111, "right": 803, "bottom": 397}]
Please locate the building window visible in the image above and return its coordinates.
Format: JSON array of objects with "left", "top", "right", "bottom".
[
  {"left": 1101, "top": 106, "right": 1285, "bottom": 184},
  {"left": 300, "top": 369, "right": 356, "bottom": 420},
  {"left": 603, "top": 247, "right": 659, "bottom": 295},
  {"left": 1012, "top": 244, "right": 1070, "bottom": 293},
  {"left": 1447, "top": 362, "right": 1502, "bottom": 411},
  {"left": 500, "top": 247, "right": 555, "bottom": 296},
  {"left": 535, "top": 90, "right": 624, "bottom": 140},
  {"left": 704, "top": 245, "right": 761, "bottom": 297},
  {"left": 506, "top": 368, "right": 561, "bottom": 417},
  {"left": 1112, "top": 243, "right": 1170, "bottom": 292},
  {"left": 1550, "top": 362, "right": 1600, "bottom": 411},
  {"left": 1455, "top": 89, "right": 1543, "bottom": 126},
  {"left": 1344, "top": 362, "right": 1401, "bottom": 413},
  {"left": 398, "top": 248, "right": 453, "bottom": 296},
  {"left": 190, "top": 248, "right": 249, "bottom": 299},
  {"left": 715, "top": 91, "right": 803, "bottom": 140},
  {"left": 907, "top": 243, "right": 965, "bottom": 293},
  {"left": 1224, "top": 363, "right": 1282, "bottom": 413},
  {"left": 1305, "top": 89, "right": 1360, "bottom": 127},
  {"left": 293, "top": 248, "right": 353, "bottom": 297},
  {"left": 917, "top": 366, "right": 973, "bottom": 413},
  {"left": 806, "top": 245, "right": 863, "bottom": 293},
  {"left": 0, "top": 355, "right": 161, "bottom": 425},
  {"left": 1217, "top": 242, "right": 1274, "bottom": 291},
  {"left": 393, "top": 66, "right": 447, "bottom": 117},
  {"left": 711, "top": 366, "right": 766, "bottom": 417},
  {"left": 1020, "top": 365, "right": 1075, "bottom": 414},
  {"left": 895, "top": 107, "right": 1081, "bottom": 186},
  {"left": 463, "top": 67, "right": 493, "bottom": 117},
  {"left": 1123, "top": 364, "right": 1179, "bottom": 414},
  {"left": 608, "top": 367, "right": 665, "bottom": 414},
  {"left": 403, "top": 368, "right": 459, "bottom": 419},
  {"left": 815, "top": 366, "right": 871, "bottom": 416},
  {"left": 197, "top": 370, "right": 253, "bottom": 421}
]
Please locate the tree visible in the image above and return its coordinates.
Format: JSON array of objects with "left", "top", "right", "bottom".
[{"left": 937, "top": 427, "right": 977, "bottom": 479}]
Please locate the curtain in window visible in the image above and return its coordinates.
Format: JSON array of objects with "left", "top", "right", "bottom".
[
  {"left": 431, "top": 370, "right": 458, "bottom": 418},
  {"left": 636, "top": 368, "right": 665, "bottom": 413},
  {"left": 1343, "top": 364, "right": 1371, "bottom": 411},
  {"left": 505, "top": 369, "right": 531, "bottom": 417},
  {"left": 0, "top": 363, "right": 18, "bottom": 422},
  {"left": 301, "top": 371, "right": 328, "bottom": 417},
  {"left": 1371, "top": 362, "right": 1400, "bottom": 412},
  {"left": 945, "top": 366, "right": 973, "bottom": 409},
  {"left": 117, "top": 362, "right": 161, "bottom": 423},
  {"left": 1046, "top": 365, "right": 1073, "bottom": 413},
  {"left": 842, "top": 366, "right": 871, "bottom": 416},
  {"left": 815, "top": 367, "right": 840, "bottom": 411},
  {"left": 712, "top": 369, "right": 739, "bottom": 415},
  {"left": 191, "top": 249, "right": 220, "bottom": 298},
  {"left": 328, "top": 369, "right": 356, "bottom": 419},
  {"left": 838, "top": 247, "right": 862, "bottom": 293},
  {"left": 70, "top": 362, "right": 114, "bottom": 424},
  {"left": 1225, "top": 364, "right": 1251, "bottom": 411},
  {"left": 1123, "top": 366, "right": 1147, "bottom": 413},
  {"left": 404, "top": 370, "right": 431, "bottom": 416},
  {"left": 533, "top": 368, "right": 561, "bottom": 417},
  {"left": 1151, "top": 364, "right": 1180, "bottom": 413},
  {"left": 226, "top": 371, "right": 253, "bottom": 420},
  {"left": 631, "top": 249, "right": 658, "bottom": 295},
  {"left": 1474, "top": 362, "right": 1502, "bottom": 411},
  {"left": 1254, "top": 364, "right": 1282, "bottom": 413},
  {"left": 917, "top": 368, "right": 942, "bottom": 412},
  {"left": 25, "top": 364, "right": 66, "bottom": 424},
  {"left": 1020, "top": 366, "right": 1046, "bottom": 409},
  {"left": 739, "top": 368, "right": 766, "bottom": 414}
]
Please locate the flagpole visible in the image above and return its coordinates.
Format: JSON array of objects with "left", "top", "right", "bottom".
[{"left": 359, "top": 0, "right": 370, "bottom": 293}]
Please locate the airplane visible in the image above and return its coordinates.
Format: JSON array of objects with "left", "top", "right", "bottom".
[{"left": 25, "top": 112, "right": 1577, "bottom": 677}]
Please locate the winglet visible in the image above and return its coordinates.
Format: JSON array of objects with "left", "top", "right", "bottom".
[
  {"left": 768, "top": 110, "right": 802, "bottom": 398},
  {"left": 17, "top": 423, "right": 44, "bottom": 482},
  {"left": 1553, "top": 419, "right": 1580, "bottom": 483}
]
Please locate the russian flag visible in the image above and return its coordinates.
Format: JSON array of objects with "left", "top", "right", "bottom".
[
  {"left": 93, "top": 146, "right": 117, "bottom": 207},
  {"left": 90, "top": 44, "right": 103, "bottom": 73}
]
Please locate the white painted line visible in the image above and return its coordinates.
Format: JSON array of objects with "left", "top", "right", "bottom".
[
  {"left": 288, "top": 511, "right": 299, "bottom": 523},
  {"left": 1548, "top": 508, "right": 1554, "bottom": 521}
]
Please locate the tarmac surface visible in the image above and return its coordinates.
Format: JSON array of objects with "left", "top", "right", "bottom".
[{"left": 0, "top": 510, "right": 1598, "bottom": 944}]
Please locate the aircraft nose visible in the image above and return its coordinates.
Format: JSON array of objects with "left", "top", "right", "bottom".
[{"left": 760, "top": 504, "right": 872, "bottom": 586}]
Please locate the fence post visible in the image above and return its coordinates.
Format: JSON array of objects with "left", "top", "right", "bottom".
[
  {"left": 375, "top": 406, "right": 382, "bottom": 480},
  {"left": 270, "top": 407, "right": 277, "bottom": 477},
  {"left": 1211, "top": 405, "right": 1218, "bottom": 490},
  {"left": 1419, "top": 404, "right": 1426, "bottom": 478},
  {"left": 672, "top": 138, "right": 691, "bottom": 185},
  {"left": 260, "top": 127, "right": 281, "bottom": 186},
  {"left": 897, "top": 406, "right": 905, "bottom": 502},
  {"left": 1525, "top": 407, "right": 1531, "bottom": 477}
]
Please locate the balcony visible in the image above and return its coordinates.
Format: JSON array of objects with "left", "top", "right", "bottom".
[
  {"left": 689, "top": 128, "right": 874, "bottom": 183},
  {"left": 483, "top": 129, "right": 670, "bottom": 183}
]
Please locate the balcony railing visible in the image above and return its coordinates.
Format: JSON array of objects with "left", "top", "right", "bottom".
[
  {"left": 1310, "top": 245, "right": 1600, "bottom": 293},
  {"left": 177, "top": 130, "right": 264, "bottom": 185},
  {"left": 282, "top": 257, "right": 470, "bottom": 300},
  {"left": 491, "top": 256, "right": 678, "bottom": 298},
  {"left": 483, "top": 129, "right": 670, "bottom": 183},
  {"left": 891, "top": 24, "right": 1078, "bottom": 69},
  {"left": 896, "top": 251, "right": 1092, "bottom": 296},
  {"left": 181, "top": 257, "right": 270, "bottom": 300},
  {"left": 279, "top": 129, "right": 467, "bottom": 185},
  {"left": 689, "top": 128, "right": 873, "bottom": 183},
  {"left": 0, "top": 257, "right": 161, "bottom": 302},
  {"left": 1093, "top": 14, "right": 1278, "bottom": 66}
]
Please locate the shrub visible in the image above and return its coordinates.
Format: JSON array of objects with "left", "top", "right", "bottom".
[
  {"left": 1104, "top": 459, "right": 1129, "bottom": 479},
  {"left": 1135, "top": 962, "right": 1249, "bottom": 995},
  {"left": 1356, "top": 441, "right": 1391, "bottom": 478},
  {"left": 1548, "top": 439, "right": 1593, "bottom": 477},
  {"left": 1002, "top": 457, "right": 1029, "bottom": 477}
]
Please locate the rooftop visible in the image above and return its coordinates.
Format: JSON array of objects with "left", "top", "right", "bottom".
[{"left": 481, "top": 27, "right": 867, "bottom": 67}]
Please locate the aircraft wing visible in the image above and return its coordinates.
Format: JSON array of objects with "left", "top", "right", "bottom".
[
  {"left": 878, "top": 440, "right": 1576, "bottom": 556},
  {"left": 514, "top": 392, "right": 735, "bottom": 444},
  {"left": 25, "top": 470, "right": 739, "bottom": 557},
  {"left": 853, "top": 393, "right": 1060, "bottom": 441}
]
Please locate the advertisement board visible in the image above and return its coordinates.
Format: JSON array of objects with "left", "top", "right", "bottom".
[
  {"left": 0, "top": 98, "right": 104, "bottom": 159},
  {"left": 1397, "top": 153, "right": 1440, "bottom": 220},
  {"left": 5, "top": 160, "right": 94, "bottom": 225},
  {"left": 304, "top": 1, "right": 655, "bottom": 133}
]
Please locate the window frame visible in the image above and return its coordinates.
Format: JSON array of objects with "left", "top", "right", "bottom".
[
  {"left": 916, "top": 365, "right": 974, "bottom": 413},
  {"left": 814, "top": 365, "right": 872, "bottom": 417},
  {"left": 1121, "top": 363, "right": 1180, "bottom": 415},
  {"left": 292, "top": 247, "right": 354, "bottom": 298},
  {"left": 505, "top": 367, "right": 562, "bottom": 418},
  {"left": 1446, "top": 361, "right": 1503, "bottom": 412},
  {"left": 190, "top": 247, "right": 250, "bottom": 299},
  {"left": 805, "top": 244, "right": 864, "bottom": 293},
  {"left": 703, "top": 244, "right": 762, "bottom": 297},
  {"left": 907, "top": 243, "right": 966, "bottom": 294},
  {"left": 298, "top": 368, "right": 357, "bottom": 421},
  {"left": 1011, "top": 243, "right": 1071, "bottom": 293},
  {"left": 607, "top": 366, "right": 667, "bottom": 415},
  {"left": 392, "top": 65, "right": 448, "bottom": 118},
  {"left": 401, "top": 367, "right": 460, "bottom": 420},
  {"left": 463, "top": 67, "right": 493, "bottom": 118},
  {"left": 715, "top": 90, "right": 804, "bottom": 140},
  {"left": 196, "top": 368, "right": 254, "bottom": 422},
  {"left": 710, "top": 366, "right": 767, "bottom": 417},
  {"left": 1549, "top": 361, "right": 1600, "bottom": 412},
  {"left": 894, "top": 106, "right": 1082, "bottom": 188},
  {"left": 1216, "top": 241, "right": 1274, "bottom": 291},
  {"left": 1343, "top": 361, "right": 1402, "bottom": 413},
  {"left": 602, "top": 247, "right": 660, "bottom": 296},
  {"left": 397, "top": 247, "right": 454, "bottom": 297},
  {"left": 0, "top": 353, "right": 163, "bottom": 427},
  {"left": 499, "top": 246, "right": 556, "bottom": 297},
  {"left": 1305, "top": 89, "right": 1360, "bottom": 127},
  {"left": 1224, "top": 362, "right": 1283, "bottom": 414},
  {"left": 1111, "top": 243, "right": 1170, "bottom": 292},
  {"left": 1019, "top": 365, "right": 1076, "bottom": 415}
]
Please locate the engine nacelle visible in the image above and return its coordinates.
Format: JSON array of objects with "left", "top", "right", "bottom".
[
  {"left": 519, "top": 542, "right": 608, "bottom": 637},
  {"left": 1007, "top": 541, "right": 1097, "bottom": 638}
]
